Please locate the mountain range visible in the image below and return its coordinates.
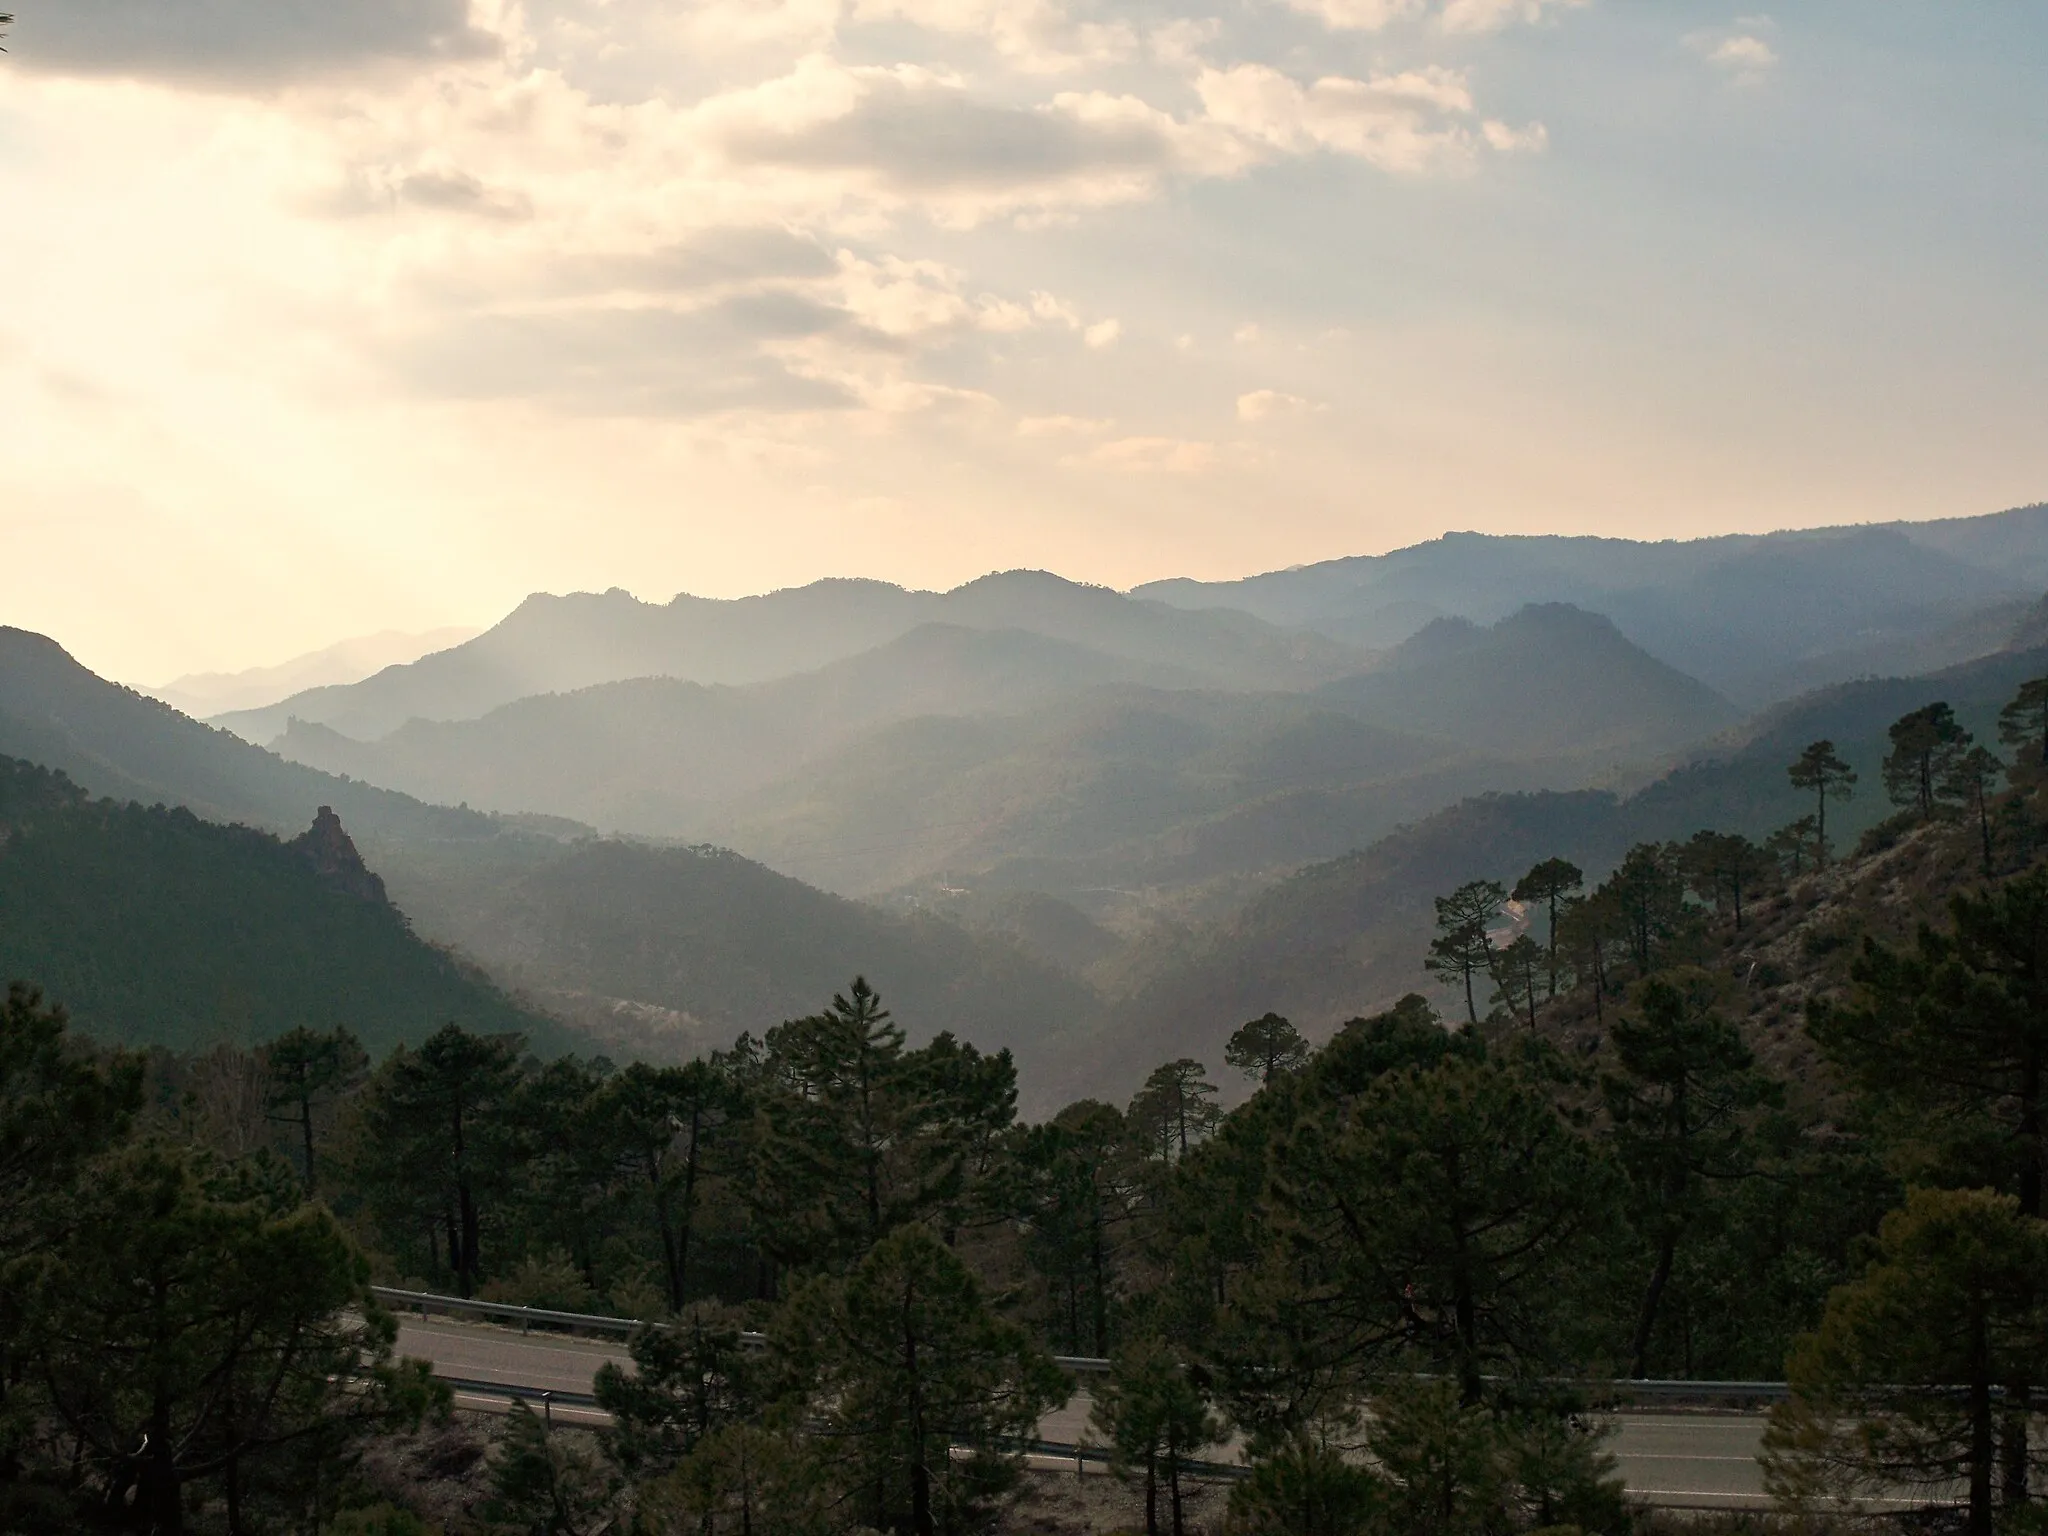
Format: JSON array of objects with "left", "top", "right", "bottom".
[
  {"left": 7, "top": 503, "right": 2048, "bottom": 1105},
  {"left": 1138, "top": 508, "right": 2048, "bottom": 703},
  {"left": 213, "top": 570, "right": 1364, "bottom": 745}
]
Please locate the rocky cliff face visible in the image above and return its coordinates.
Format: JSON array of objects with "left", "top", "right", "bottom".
[{"left": 290, "top": 805, "right": 388, "bottom": 905}]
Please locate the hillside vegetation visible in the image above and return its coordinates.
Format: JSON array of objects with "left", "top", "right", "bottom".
[{"left": 0, "top": 757, "right": 565, "bottom": 1056}]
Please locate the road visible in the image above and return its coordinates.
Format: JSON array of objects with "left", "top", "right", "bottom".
[{"left": 394, "top": 1316, "right": 1781, "bottom": 1508}]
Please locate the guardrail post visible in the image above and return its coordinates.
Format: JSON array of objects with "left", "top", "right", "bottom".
[{"left": 542, "top": 1391, "right": 553, "bottom": 1430}]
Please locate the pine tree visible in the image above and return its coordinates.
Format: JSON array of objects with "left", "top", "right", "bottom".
[
  {"left": 1944, "top": 744, "right": 2007, "bottom": 878},
  {"left": 1225, "top": 1013, "right": 1310, "bottom": 1084},
  {"left": 1128, "top": 1059, "right": 1221, "bottom": 1163},
  {"left": 259, "top": 1026, "right": 368, "bottom": 1194},
  {"left": 350, "top": 1024, "right": 526, "bottom": 1296},
  {"left": 1787, "top": 740, "right": 1856, "bottom": 865},
  {"left": 1511, "top": 858, "right": 1584, "bottom": 998},
  {"left": 1883, "top": 702, "right": 1970, "bottom": 819},
  {"left": 1425, "top": 881, "right": 1506, "bottom": 1025},
  {"left": 1091, "top": 1336, "right": 1223, "bottom": 1536},
  {"left": 1603, "top": 970, "right": 1779, "bottom": 1377},
  {"left": 1764, "top": 1188, "right": 2048, "bottom": 1536},
  {"left": 1999, "top": 677, "right": 2048, "bottom": 773},
  {"left": 1488, "top": 934, "right": 1544, "bottom": 1029},
  {"left": 778, "top": 1224, "right": 1068, "bottom": 1536}
]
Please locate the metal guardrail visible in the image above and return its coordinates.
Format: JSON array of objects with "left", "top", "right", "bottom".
[
  {"left": 376, "top": 1287, "right": 1791, "bottom": 1399},
  {"left": 374, "top": 1286, "right": 1117, "bottom": 1371}
]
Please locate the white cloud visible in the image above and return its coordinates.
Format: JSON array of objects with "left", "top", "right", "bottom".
[
  {"left": 1236, "top": 388, "right": 1317, "bottom": 420},
  {"left": 1687, "top": 23, "right": 1780, "bottom": 84},
  {"left": 1083, "top": 318, "right": 1122, "bottom": 348},
  {"left": 1195, "top": 64, "right": 1530, "bottom": 175},
  {"left": 1071, "top": 435, "right": 1229, "bottom": 473},
  {"left": 1273, "top": 0, "right": 1584, "bottom": 36},
  {"left": 1439, "top": 0, "right": 1588, "bottom": 35},
  {"left": 1016, "top": 413, "right": 1112, "bottom": 435}
]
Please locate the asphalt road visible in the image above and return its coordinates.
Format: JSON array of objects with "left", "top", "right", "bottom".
[{"left": 394, "top": 1317, "right": 1786, "bottom": 1508}]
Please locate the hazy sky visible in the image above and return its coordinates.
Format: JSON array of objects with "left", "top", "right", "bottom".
[{"left": 4, "top": 2, "right": 2045, "bottom": 683}]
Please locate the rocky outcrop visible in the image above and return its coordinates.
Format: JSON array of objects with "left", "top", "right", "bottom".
[{"left": 290, "top": 805, "right": 388, "bottom": 904}]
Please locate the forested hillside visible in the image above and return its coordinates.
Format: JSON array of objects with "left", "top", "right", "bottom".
[
  {"left": 8, "top": 715, "right": 2048, "bottom": 1532},
  {"left": 1079, "top": 635, "right": 2048, "bottom": 1093},
  {"left": 0, "top": 757, "right": 567, "bottom": 1055},
  {"left": 415, "top": 837, "right": 1105, "bottom": 1098}
]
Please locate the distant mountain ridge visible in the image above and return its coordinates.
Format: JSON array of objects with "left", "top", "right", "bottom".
[
  {"left": 1318, "top": 603, "right": 1741, "bottom": 757},
  {"left": 149, "top": 625, "right": 478, "bottom": 718},
  {"left": 271, "top": 623, "right": 1213, "bottom": 832},
  {"left": 1136, "top": 505, "right": 2048, "bottom": 703},
  {"left": 214, "top": 571, "right": 1366, "bottom": 744}
]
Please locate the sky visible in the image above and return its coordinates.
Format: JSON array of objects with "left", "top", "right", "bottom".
[{"left": 3, "top": 2, "right": 2045, "bottom": 684}]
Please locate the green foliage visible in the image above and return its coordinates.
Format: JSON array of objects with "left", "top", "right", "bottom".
[
  {"left": 637, "top": 1424, "right": 837, "bottom": 1536},
  {"left": 776, "top": 1224, "right": 1068, "bottom": 1536},
  {"left": 1360, "top": 1378, "right": 1628, "bottom": 1536},
  {"left": 22, "top": 1138, "right": 436, "bottom": 1532},
  {"left": 1512, "top": 858, "right": 1584, "bottom": 1000},
  {"left": 1127, "top": 1058, "right": 1221, "bottom": 1164},
  {"left": 1764, "top": 1188, "right": 2048, "bottom": 1536},
  {"left": 1810, "top": 870, "right": 2048, "bottom": 1215},
  {"left": 1225, "top": 1432, "right": 1382, "bottom": 1536},
  {"left": 259, "top": 1024, "right": 369, "bottom": 1192},
  {"left": 1224, "top": 1012, "right": 1310, "bottom": 1084},
  {"left": 594, "top": 1304, "right": 760, "bottom": 1478},
  {"left": 1263, "top": 1047, "right": 1615, "bottom": 1404},
  {"left": 348, "top": 1023, "right": 528, "bottom": 1296},
  {"left": 1603, "top": 970, "right": 1781, "bottom": 1377},
  {"left": 484, "top": 1399, "right": 620, "bottom": 1536},
  {"left": 1786, "top": 741, "right": 1856, "bottom": 866},
  {"left": 1999, "top": 678, "right": 2048, "bottom": 771},
  {"left": 1017, "top": 1098, "right": 1143, "bottom": 1355},
  {"left": 1882, "top": 702, "right": 1971, "bottom": 818},
  {"left": 1427, "top": 879, "right": 1506, "bottom": 1025},
  {"left": 1090, "top": 1336, "right": 1224, "bottom": 1536},
  {"left": 745, "top": 978, "right": 1018, "bottom": 1271},
  {"left": 0, "top": 756, "right": 556, "bottom": 1056}
]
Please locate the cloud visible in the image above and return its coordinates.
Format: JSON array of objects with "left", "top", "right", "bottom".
[
  {"left": 11, "top": 0, "right": 501, "bottom": 89},
  {"left": 1071, "top": 435, "right": 1228, "bottom": 473},
  {"left": 1236, "top": 388, "right": 1317, "bottom": 421},
  {"left": 1438, "top": 0, "right": 1587, "bottom": 34},
  {"left": 1016, "top": 413, "right": 1112, "bottom": 435},
  {"left": 1688, "top": 23, "right": 1780, "bottom": 84},
  {"left": 397, "top": 169, "right": 535, "bottom": 220},
  {"left": 1273, "top": 0, "right": 1585, "bottom": 35},
  {"left": 1083, "top": 318, "right": 1121, "bottom": 348},
  {"left": 850, "top": 0, "right": 1136, "bottom": 73},
  {"left": 699, "top": 59, "right": 1241, "bottom": 222},
  {"left": 1194, "top": 64, "right": 1532, "bottom": 175}
]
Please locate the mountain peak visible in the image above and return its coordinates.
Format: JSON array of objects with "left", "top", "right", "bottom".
[{"left": 289, "top": 805, "right": 388, "bottom": 904}]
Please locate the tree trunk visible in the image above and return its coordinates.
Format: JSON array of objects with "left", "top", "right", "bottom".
[
  {"left": 298, "top": 1092, "right": 317, "bottom": 1192},
  {"left": 1630, "top": 1233, "right": 1677, "bottom": 1379},
  {"left": 457, "top": 1180, "right": 480, "bottom": 1297},
  {"left": 1144, "top": 1454, "right": 1158, "bottom": 1536},
  {"left": 1090, "top": 1207, "right": 1108, "bottom": 1357},
  {"left": 1969, "top": 1314, "right": 1995, "bottom": 1536},
  {"left": 1168, "top": 1453, "right": 1185, "bottom": 1536}
]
